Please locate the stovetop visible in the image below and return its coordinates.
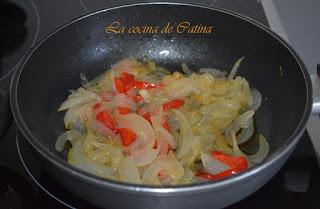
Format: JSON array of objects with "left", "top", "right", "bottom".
[{"left": 1, "top": 0, "right": 320, "bottom": 208}]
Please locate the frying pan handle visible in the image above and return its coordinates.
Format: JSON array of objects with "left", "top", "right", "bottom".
[{"left": 311, "top": 64, "right": 320, "bottom": 115}]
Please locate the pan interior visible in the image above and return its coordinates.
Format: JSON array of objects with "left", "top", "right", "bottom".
[{"left": 16, "top": 4, "right": 309, "bottom": 174}]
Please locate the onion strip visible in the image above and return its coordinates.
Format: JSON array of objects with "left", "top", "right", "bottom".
[
  {"left": 247, "top": 88, "right": 262, "bottom": 111},
  {"left": 172, "top": 110, "right": 194, "bottom": 159},
  {"left": 68, "top": 139, "right": 116, "bottom": 177},
  {"left": 247, "top": 134, "right": 270, "bottom": 164},
  {"left": 235, "top": 118, "right": 254, "bottom": 144},
  {"left": 118, "top": 157, "right": 142, "bottom": 184},
  {"left": 58, "top": 88, "right": 100, "bottom": 111},
  {"left": 181, "top": 63, "right": 193, "bottom": 75},
  {"left": 225, "top": 110, "right": 255, "bottom": 146},
  {"left": 227, "top": 57, "right": 245, "bottom": 79},
  {"left": 55, "top": 130, "right": 81, "bottom": 152},
  {"left": 151, "top": 114, "right": 177, "bottom": 149},
  {"left": 201, "top": 152, "right": 230, "bottom": 175}
]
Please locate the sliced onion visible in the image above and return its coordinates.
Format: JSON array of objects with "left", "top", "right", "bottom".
[
  {"left": 151, "top": 115, "right": 176, "bottom": 149},
  {"left": 112, "top": 58, "right": 137, "bottom": 74},
  {"left": 63, "top": 102, "right": 96, "bottom": 128},
  {"left": 110, "top": 70, "right": 117, "bottom": 92},
  {"left": 83, "top": 72, "right": 106, "bottom": 90},
  {"left": 172, "top": 110, "right": 194, "bottom": 159},
  {"left": 181, "top": 63, "right": 193, "bottom": 75},
  {"left": 235, "top": 118, "right": 254, "bottom": 144},
  {"left": 198, "top": 99, "right": 241, "bottom": 128},
  {"left": 58, "top": 88, "right": 100, "bottom": 111},
  {"left": 80, "top": 72, "right": 88, "bottom": 86},
  {"left": 63, "top": 106, "right": 79, "bottom": 129},
  {"left": 55, "top": 130, "right": 82, "bottom": 152},
  {"left": 139, "top": 90, "right": 151, "bottom": 103},
  {"left": 142, "top": 163, "right": 163, "bottom": 185},
  {"left": 109, "top": 93, "right": 136, "bottom": 110},
  {"left": 86, "top": 120, "right": 116, "bottom": 138},
  {"left": 156, "top": 129, "right": 176, "bottom": 149},
  {"left": 131, "top": 148, "right": 159, "bottom": 167},
  {"left": 112, "top": 134, "right": 123, "bottom": 147},
  {"left": 247, "top": 134, "right": 270, "bottom": 164},
  {"left": 227, "top": 57, "right": 245, "bottom": 79},
  {"left": 165, "top": 152, "right": 184, "bottom": 180},
  {"left": 98, "top": 90, "right": 114, "bottom": 102},
  {"left": 199, "top": 68, "right": 226, "bottom": 78},
  {"left": 166, "top": 78, "right": 200, "bottom": 99},
  {"left": 82, "top": 131, "right": 124, "bottom": 166},
  {"left": 116, "top": 113, "right": 156, "bottom": 149},
  {"left": 197, "top": 105, "right": 212, "bottom": 126},
  {"left": 225, "top": 110, "right": 255, "bottom": 146},
  {"left": 175, "top": 167, "right": 194, "bottom": 185},
  {"left": 231, "top": 131, "right": 247, "bottom": 158},
  {"left": 191, "top": 135, "right": 214, "bottom": 161},
  {"left": 92, "top": 102, "right": 114, "bottom": 118},
  {"left": 118, "top": 157, "right": 142, "bottom": 184},
  {"left": 192, "top": 176, "right": 209, "bottom": 183},
  {"left": 142, "top": 152, "right": 184, "bottom": 185},
  {"left": 156, "top": 135, "right": 170, "bottom": 155},
  {"left": 70, "top": 119, "right": 86, "bottom": 135},
  {"left": 247, "top": 88, "right": 262, "bottom": 111},
  {"left": 168, "top": 115, "right": 179, "bottom": 131},
  {"left": 200, "top": 153, "right": 230, "bottom": 175},
  {"left": 158, "top": 171, "right": 172, "bottom": 185},
  {"left": 123, "top": 136, "right": 145, "bottom": 153},
  {"left": 212, "top": 125, "right": 233, "bottom": 154},
  {"left": 68, "top": 139, "right": 116, "bottom": 177}
]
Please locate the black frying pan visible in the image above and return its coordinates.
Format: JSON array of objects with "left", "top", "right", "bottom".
[{"left": 10, "top": 3, "right": 316, "bottom": 209}]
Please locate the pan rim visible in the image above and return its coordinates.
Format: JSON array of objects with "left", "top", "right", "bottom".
[{"left": 10, "top": 2, "right": 312, "bottom": 195}]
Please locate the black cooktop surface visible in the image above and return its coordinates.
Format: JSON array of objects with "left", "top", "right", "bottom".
[
  {"left": 0, "top": 0, "right": 39, "bottom": 78},
  {"left": 1, "top": 1, "right": 320, "bottom": 209}
]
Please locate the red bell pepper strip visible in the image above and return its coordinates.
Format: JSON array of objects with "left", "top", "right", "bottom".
[
  {"left": 117, "top": 106, "right": 131, "bottom": 114},
  {"left": 142, "top": 112, "right": 152, "bottom": 124},
  {"left": 93, "top": 103, "right": 101, "bottom": 111},
  {"left": 153, "top": 140, "right": 158, "bottom": 149},
  {"left": 120, "top": 72, "right": 136, "bottom": 93},
  {"left": 211, "top": 151, "right": 248, "bottom": 172},
  {"left": 114, "top": 77, "right": 126, "bottom": 93},
  {"left": 116, "top": 72, "right": 160, "bottom": 93},
  {"left": 136, "top": 109, "right": 152, "bottom": 124},
  {"left": 162, "top": 119, "right": 171, "bottom": 132},
  {"left": 125, "top": 81, "right": 135, "bottom": 93},
  {"left": 120, "top": 72, "right": 135, "bottom": 84},
  {"left": 134, "top": 81, "right": 158, "bottom": 90},
  {"left": 96, "top": 110, "right": 117, "bottom": 133},
  {"left": 162, "top": 99, "right": 185, "bottom": 111},
  {"left": 158, "top": 170, "right": 166, "bottom": 177},
  {"left": 115, "top": 72, "right": 136, "bottom": 94},
  {"left": 196, "top": 151, "right": 248, "bottom": 180},
  {"left": 132, "top": 95, "right": 144, "bottom": 103},
  {"left": 117, "top": 128, "right": 137, "bottom": 146}
]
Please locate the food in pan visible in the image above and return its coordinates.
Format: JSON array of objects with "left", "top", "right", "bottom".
[{"left": 56, "top": 57, "right": 269, "bottom": 185}]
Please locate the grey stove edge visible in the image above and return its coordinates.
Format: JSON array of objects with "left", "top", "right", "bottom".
[{"left": 260, "top": 0, "right": 320, "bottom": 165}]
